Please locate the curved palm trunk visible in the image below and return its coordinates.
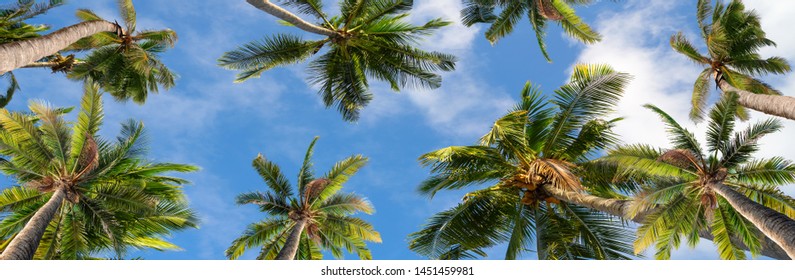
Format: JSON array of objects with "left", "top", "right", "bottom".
[
  {"left": 0, "top": 188, "right": 65, "bottom": 260},
  {"left": 542, "top": 185, "right": 640, "bottom": 222},
  {"left": 0, "top": 20, "right": 118, "bottom": 74},
  {"left": 718, "top": 79, "right": 795, "bottom": 120},
  {"left": 275, "top": 219, "right": 308, "bottom": 260},
  {"left": 710, "top": 182, "right": 795, "bottom": 259},
  {"left": 246, "top": 0, "right": 337, "bottom": 37},
  {"left": 542, "top": 185, "right": 790, "bottom": 260}
]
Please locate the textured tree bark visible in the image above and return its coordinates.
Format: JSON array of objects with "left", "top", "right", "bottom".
[
  {"left": 0, "top": 188, "right": 65, "bottom": 260},
  {"left": 0, "top": 20, "right": 118, "bottom": 75},
  {"left": 710, "top": 182, "right": 795, "bottom": 259},
  {"left": 542, "top": 185, "right": 791, "bottom": 260},
  {"left": 543, "top": 185, "right": 641, "bottom": 222},
  {"left": 718, "top": 79, "right": 795, "bottom": 121},
  {"left": 20, "top": 62, "right": 60, "bottom": 68},
  {"left": 246, "top": 0, "right": 338, "bottom": 37},
  {"left": 275, "top": 219, "right": 308, "bottom": 260}
]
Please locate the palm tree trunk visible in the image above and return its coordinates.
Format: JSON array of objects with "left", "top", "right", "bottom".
[
  {"left": 542, "top": 185, "right": 641, "bottom": 222},
  {"left": 0, "top": 188, "right": 65, "bottom": 260},
  {"left": 717, "top": 79, "right": 795, "bottom": 120},
  {"left": 542, "top": 185, "right": 790, "bottom": 259},
  {"left": 275, "top": 219, "right": 308, "bottom": 260},
  {"left": 0, "top": 20, "right": 118, "bottom": 75},
  {"left": 246, "top": 0, "right": 338, "bottom": 37},
  {"left": 710, "top": 182, "right": 795, "bottom": 259}
]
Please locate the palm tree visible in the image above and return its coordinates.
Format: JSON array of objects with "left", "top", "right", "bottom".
[
  {"left": 0, "top": 0, "right": 80, "bottom": 74},
  {"left": 671, "top": 0, "right": 795, "bottom": 121},
  {"left": 0, "top": 0, "right": 64, "bottom": 107},
  {"left": 0, "top": 84, "right": 199, "bottom": 260},
  {"left": 226, "top": 137, "right": 380, "bottom": 260},
  {"left": 460, "top": 0, "right": 604, "bottom": 61},
  {"left": 0, "top": 0, "right": 177, "bottom": 105},
  {"left": 604, "top": 94, "right": 795, "bottom": 259},
  {"left": 409, "top": 64, "right": 637, "bottom": 260},
  {"left": 219, "top": 0, "right": 456, "bottom": 121}
]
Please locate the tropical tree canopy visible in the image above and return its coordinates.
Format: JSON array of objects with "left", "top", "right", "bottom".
[
  {"left": 671, "top": 0, "right": 792, "bottom": 121},
  {"left": 0, "top": 0, "right": 178, "bottom": 107},
  {"left": 460, "top": 0, "right": 604, "bottom": 61},
  {"left": 219, "top": 0, "right": 457, "bottom": 121},
  {"left": 226, "top": 136, "right": 380, "bottom": 260},
  {"left": 602, "top": 94, "right": 795, "bottom": 259},
  {"left": 409, "top": 64, "right": 637, "bottom": 260},
  {"left": 0, "top": 84, "right": 199, "bottom": 259}
]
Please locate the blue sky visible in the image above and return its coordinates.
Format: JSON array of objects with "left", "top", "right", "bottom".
[{"left": 3, "top": 0, "right": 795, "bottom": 260}]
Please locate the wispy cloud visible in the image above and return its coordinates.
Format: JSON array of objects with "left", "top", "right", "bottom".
[{"left": 358, "top": 0, "right": 515, "bottom": 139}]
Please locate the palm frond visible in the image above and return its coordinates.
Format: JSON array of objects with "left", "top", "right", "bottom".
[
  {"left": 643, "top": 104, "right": 705, "bottom": 161},
  {"left": 116, "top": 0, "right": 136, "bottom": 32},
  {"left": 545, "top": 64, "right": 629, "bottom": 155},
  {"left": 705, "top": 91, "right": 737, "bottom": 153},
  {"left": 670, "top": 32, "right": 708, "bottom": 65},
  {"left": 460, "top": 0, "right": 496, "bottom": 27},
  {"left": 0, "top": 72, "right": 19, "bottom": 108},
  {"left": 218, "top": 34, "right": 323, "bottom": 83},
  {"left": 551, "top": 0, "right": 600, "bottom": 44},
  {"left": 720, "top": 118, "right": 782, "bottom": 168},
  {"left": 313, "top": 154, "right": 368, "bottom": 204},
  {"left": 484, "top": 2, "right": 524, "bottom": 44},
  {"left": 408, "top": 190, "right": 514, "bottom": 259},
  {"left": 733, "top": 157, "right": 795, "bottom": 187},
  {"left": 225, "top": 218, "right": 290, "bottom": 260},
  {"left": 689, "top": 68, "right": 712, "bottom": 121},
  {"left": 252, "top": 154, "right": 293, "bottom": 198},
  {"left": 280, "top": 0, "right": 328, "bottom": 23}
]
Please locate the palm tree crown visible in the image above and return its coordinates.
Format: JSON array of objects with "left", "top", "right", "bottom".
[
  {"left": 226, "top": 136, "right": 380, "bottom": 260},
  {"left": 61, "top": 0, "right": 178, "bottom": 104},
  {"left": 409, "top": 64, "right": 637, "bottom": 260},
  {"left": 1, "top": 0, "right": 177, "bottom": 105},
  {"left": 219, "top": 0, "right": 457, "bottom": 121},
  {"left": 671, "top": 0, "right": 791, "bottom": 121},
  {"left": 604, "top": 94, "right": 795, "bottom": 259},
  {"left": 0, "top": 84, "right": 199, "bottom": 259},
  {"left": 461, "top": 0, "right": 604, "bottom": 61}
]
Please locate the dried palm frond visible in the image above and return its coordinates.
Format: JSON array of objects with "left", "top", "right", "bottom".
[
  {"left": 527, "top": 159, "right": 582, "bottom": 192},
  {"left": 304, "top": 178, "right": 330, "bottom": 203},
  {"left": 537, "top": 0, "right": 563, "bottom": 20},
  {"left": 76, "top": 135, "right": 99, "bottom": 178},
  {"left": 26, "top": 177, "right": 55, "bottom": 192},
  {"left": 659, "top": 149, "right": 698, "bottom": 169}
]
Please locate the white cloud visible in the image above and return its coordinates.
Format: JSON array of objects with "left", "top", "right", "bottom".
[
  {"left": 575, "top": 0, "right": 702, "bottom": 148},
  {"left": 358, "top": 0, "right": 515, "bottom": 139},
  {"left": 410, "top": 0, "right": 478, "bottom": 52}
]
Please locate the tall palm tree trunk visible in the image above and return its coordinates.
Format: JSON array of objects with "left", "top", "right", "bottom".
[
  {"left": 0, "top": 188, "right": 65, "bottom": 260},
  {"left": 542, "top": 185, "right": 790, "bottom": 260},
  {"left": 246, "top": 0, "right": 338, "bottom": 37},
  {"left": 275, "top": 219, "right": 308, "bottom": 260},
  {"left": 710, "top": 182, "right": 795, "bottom": 259},
  {"left": 0, "top": 20, "right": 118, "bottom": 74},
  {"left": 718, "top": 79, "right": 795, "bottom": 120}
]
